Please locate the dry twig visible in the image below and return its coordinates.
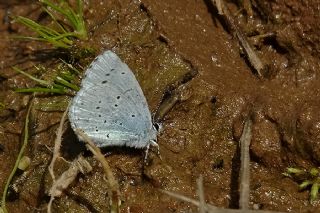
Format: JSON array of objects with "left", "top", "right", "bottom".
[
  {"left": 47, "top": 103, "right": 69, "bottom": 213},
  {"left": 154, "top": 85, "right": 191, "bottom": 123},
  {"left": 48, "top": 102, "right": 70, "bottom": 182},
  {"left": 160, "top": 177, "right": 286, "bottom": 213},
  {"left": 48, "top": 155, "right": 92, "bottom": 212},
  {"left": 197, "top": 175, "right": 206, "bottom": 213},
  {"left": 239, "top": 119, "right": 252, "bottom": 210},
  {"left": 75, "top": 129, "right": 120, "bottom": 213},
  {"left": 211, "top": 0, "right": 266, "bottom": 77},
  {"left": 47, "top": 103, "right": 92, "bottom": 213}
]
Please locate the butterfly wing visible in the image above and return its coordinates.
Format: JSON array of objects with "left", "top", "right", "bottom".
[{"left": 69, "top": 51, "right": 155, "bottom": 148}]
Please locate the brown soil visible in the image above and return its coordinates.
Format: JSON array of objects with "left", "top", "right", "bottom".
[{"left": 1, "top": 0, "right": 320, "bottom": 212}]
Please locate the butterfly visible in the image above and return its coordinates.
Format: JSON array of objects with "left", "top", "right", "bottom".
[{"left": 69, "top": 50, "right": 158, "bottom": 152}]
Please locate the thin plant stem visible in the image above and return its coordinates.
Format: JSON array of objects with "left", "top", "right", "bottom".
[{"left": 1, "top": 99, "right": 33, "bottom": 212}]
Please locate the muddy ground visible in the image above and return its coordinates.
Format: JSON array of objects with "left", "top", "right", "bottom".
[{"left": 1, "top": 0, "right": 320, "bottom": 212}]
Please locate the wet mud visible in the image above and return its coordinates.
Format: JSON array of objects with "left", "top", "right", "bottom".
[{"left": 1, "top": 0, "right": 320, "bottom": 212}]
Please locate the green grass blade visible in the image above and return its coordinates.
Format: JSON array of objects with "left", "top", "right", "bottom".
[
  {"left": 286, "top": 167, "right": 304, "bottom": 175},
  {"left": 299, "top": 180, "right": 313, "bottom": 190},
  {"left": 42, "top": 6, "right": 68, "bottom": 34},
  {"left": 15, "top": 16, "right": 60, "bottom": 36},
  {"left": 15, "top": 87, "right": 66, "bottom": 94},
  {"left": 40, "top": 0, "right": 87, "bottom": 39},
  {"left": 14, "top": 16, "right": 72, "bottom": 48},
  {"left": 14, "top": 0, "right": 87, "bottom": 49},
  {"left": 1, "top": 101, "right": 33, "bottom": 212},
  {"left": 310, "top": 168, "right": 319, "bottom": 177},
  {"left": 11, "top": 35, "right": 48, "bottom": 41},
  {"left": 59, "top": 72, "right": 74, "bottom": 81},
  {"left": 34, "top": 96, "right": 70, "bottom": 111},
  {"left": 41, "top": 0, "right": 70, "bottom": 18},
  {"left": 55, "top": 76, "right": 79, "bottom": 91},
  {"left": 310, "top": 182, "right": 319, "bottom": 201},
  {"left": 77, "top": 0, "right": 83, "bottom": 17},
  {"left": 59, "top": 58, "right": 81, "bottom": 74},
  {"left": 13, "top": 67, "right": 52, "bottom": 87},
  {"left": 53, "top": 32, "right": 77, "bottom": 41}
]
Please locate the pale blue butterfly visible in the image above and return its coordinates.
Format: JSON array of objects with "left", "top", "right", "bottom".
[{"left": 69, "top": 50, "right": 158, "bottom": 151}]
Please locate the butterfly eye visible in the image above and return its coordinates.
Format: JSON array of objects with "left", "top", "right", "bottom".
[{"left": 153, "top": 123, "right": 161, "bottom": 132}]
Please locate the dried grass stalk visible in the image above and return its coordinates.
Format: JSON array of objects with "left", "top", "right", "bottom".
[{"left": 75, "top": 129, "right": 120, "bottom": 213}]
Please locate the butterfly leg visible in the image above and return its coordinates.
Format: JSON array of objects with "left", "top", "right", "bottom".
[
  {"left": 144, "top": 144, "right": 151, "bottom": 163},
  {"left": 144, "top": 140, "right": 162, "bottom": 162},
  {"left": 151, "top": 140, "right": 161, "bottom": 159}
]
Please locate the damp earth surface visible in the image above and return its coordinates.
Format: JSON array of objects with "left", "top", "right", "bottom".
[{"left": 1, "top": 0, "right": 320, "bottom": 212}]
